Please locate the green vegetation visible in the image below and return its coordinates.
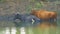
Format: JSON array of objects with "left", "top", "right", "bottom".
[
  {"left": 0, "top": 0, "right": 6, "bottom": 3},
  {"left": 25, "top": 0, "right": 43, "bottom": 14}
]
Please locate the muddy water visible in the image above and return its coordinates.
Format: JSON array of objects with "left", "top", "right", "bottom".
[{"left": 0, "top": 21, "right": 60, "bottom": 34}]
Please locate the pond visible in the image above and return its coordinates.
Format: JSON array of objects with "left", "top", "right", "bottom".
[{"left": 0, "top": 21, "right": 60, "bottom": 34}]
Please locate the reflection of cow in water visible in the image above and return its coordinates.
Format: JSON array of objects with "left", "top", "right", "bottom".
[
  {"left": 13, "top": 13, "right": 41, "bottom": 27},
  {"left": 37, "top": 21, "right": 57, "bottom": 31}
]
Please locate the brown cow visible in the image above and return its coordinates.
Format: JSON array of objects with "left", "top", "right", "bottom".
[{"left": 31, "top": 9, "right": 57, "bottom": 20}]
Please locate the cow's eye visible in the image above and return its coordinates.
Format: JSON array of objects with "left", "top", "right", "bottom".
[{"left": 32, "top": 19, "right": 35, "bottom": 24}]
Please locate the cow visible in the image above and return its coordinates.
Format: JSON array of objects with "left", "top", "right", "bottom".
[{"left": 31, "top": 9, "right": 57, "bottom": 22}]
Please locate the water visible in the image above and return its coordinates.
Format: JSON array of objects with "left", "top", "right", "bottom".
[{"left": 0, "top": 21, "right": 60, "bottom": 34}]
